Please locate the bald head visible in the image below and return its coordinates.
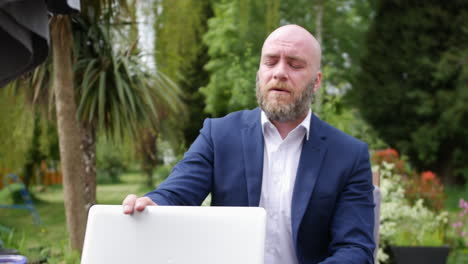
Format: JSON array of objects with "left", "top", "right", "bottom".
[{"left": 262, "top": 25, "right": 321, "bottom": 72}]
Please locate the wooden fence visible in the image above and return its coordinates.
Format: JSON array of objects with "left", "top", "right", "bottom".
[{"left": 0, "top": 161, "right": 62, "bottom": 189}]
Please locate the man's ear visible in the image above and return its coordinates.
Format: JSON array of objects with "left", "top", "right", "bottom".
[{"left": 313, "top": 72, "right": 322, "bottom": 93}]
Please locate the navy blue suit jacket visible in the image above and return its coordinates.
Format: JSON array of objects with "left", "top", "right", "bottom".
[{"left": 146, "top": 108, "right": 375, "bottom": 264}]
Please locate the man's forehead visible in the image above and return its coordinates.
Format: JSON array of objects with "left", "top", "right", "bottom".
[
  {"left": 261, "top": 37, "right": 313, "bottom": 58},
  {"left": 262, "top": 38, "right": 309, "bottom": 52},
  {"left": 266, "top": 32, "right": 308, "bottom": 44}
]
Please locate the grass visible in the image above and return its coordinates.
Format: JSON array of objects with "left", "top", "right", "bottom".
[{"left": 0, "top": 171, "right": 152, "bottom": 263}]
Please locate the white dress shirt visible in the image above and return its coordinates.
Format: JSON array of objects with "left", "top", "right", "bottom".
[{"left": 259, "top": 109, "right": 311, "bottom": 264}]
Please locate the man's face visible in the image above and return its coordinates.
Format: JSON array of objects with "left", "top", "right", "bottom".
[{"left": 256, "top": 26, "right": 321, "bottom": 122}]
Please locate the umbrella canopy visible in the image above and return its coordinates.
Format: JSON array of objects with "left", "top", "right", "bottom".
[
  {"left": 46, "top": 0, "right": 80, "bottom": 14},
  {"left": 0, "top": 0, "right": 80, "bottom": 88}
]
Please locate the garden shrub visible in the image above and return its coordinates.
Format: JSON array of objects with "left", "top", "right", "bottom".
[
  {"left": 373, "top": 149, "right": 450, "bottom": 263},
  {"left": 97, "top": 155, "right": 125, "bottom": 184}
]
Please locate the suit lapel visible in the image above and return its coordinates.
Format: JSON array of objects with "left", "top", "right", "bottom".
[
  {"left": 291, "top": 114, "right": 328, "bottom": 245},
  {"left": 241, "top": 108, "right": 264, "bottom": 206}
]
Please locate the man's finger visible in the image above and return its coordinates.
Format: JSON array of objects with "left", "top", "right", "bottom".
[
  {"left": 135, "top": 197, "right": 157, "bottom": 212},
  {"left": 122, "top": 194, "right": 138, "bottom": 214}
]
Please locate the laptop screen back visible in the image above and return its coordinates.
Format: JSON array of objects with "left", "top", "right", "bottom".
[{"left": 81, "top": 205, "right": 266, "bottom": 264}]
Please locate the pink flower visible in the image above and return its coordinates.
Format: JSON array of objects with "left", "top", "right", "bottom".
[
  {"left": 459, "top": 198, "right": 468, "bottom": 209},
  {"left": 452, "top": 221, "right": 462, "bottom": 228}
]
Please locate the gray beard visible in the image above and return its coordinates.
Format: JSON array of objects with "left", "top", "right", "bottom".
[{"left": 256, "top": 77, "right": 315, "bottom": 122}]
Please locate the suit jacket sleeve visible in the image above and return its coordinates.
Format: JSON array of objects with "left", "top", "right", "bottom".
[
  {"left": 144, "top": 118, "right": 214, "bottom": 206},
  {"left": 320, "top": 143, "right": 375, "bottom": 264}
]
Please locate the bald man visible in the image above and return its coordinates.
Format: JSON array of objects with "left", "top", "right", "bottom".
[{"left": 123, "top": 25, "right": 375, "bottom": 264}]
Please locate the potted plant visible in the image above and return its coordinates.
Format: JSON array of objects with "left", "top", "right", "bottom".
[{"left": 373, "top": 150, "right": 451, "bottom": 264}]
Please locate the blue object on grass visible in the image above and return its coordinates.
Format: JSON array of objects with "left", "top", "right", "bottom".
[
  {"left": 0, "top": 255, "right": 27, "bottom": 264},
  {"left": 0, "top": 174, "right": 42, "bottom": 224}
]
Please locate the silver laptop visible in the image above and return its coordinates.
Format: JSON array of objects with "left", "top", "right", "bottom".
[{"left": 81, "top": 205, "right": 266, "bottom": 264}]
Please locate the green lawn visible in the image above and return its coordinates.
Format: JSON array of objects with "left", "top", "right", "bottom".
[{"left": 0, "top": 172, "right": 152, "bottom": 263}]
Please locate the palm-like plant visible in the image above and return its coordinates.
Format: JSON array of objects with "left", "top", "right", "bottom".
[
  {"left": 16, "top": 0, "right": 185, "bottom": 253},
  {"left": 72, "top": 14, "right": 185, "bottom": 203}
]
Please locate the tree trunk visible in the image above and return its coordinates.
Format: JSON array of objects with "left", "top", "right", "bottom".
[
  {"left": 51, "top": 15, "right": 88, "bottom": 253},
  {"left": 24, "top": 113, "right": 43, "bottom": 191},
  {"left": 144, "top": 167, "right": 154, "bottom": 189},
  {"left": 435, "top": 155, "right": 461, "bottom": 185},
  {"left": 313, "top": 0, "right": 324, "bottom": 116},
  {"left": 81, "top": 122, "right": 97, "bottom": 206},
  {"left": 139, "top": 129, "right": 159, "bottom": 188}
]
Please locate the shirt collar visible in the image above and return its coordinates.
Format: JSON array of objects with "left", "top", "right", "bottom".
[{"left": 261, "top": 109, "right": 311, "bottom": 140}]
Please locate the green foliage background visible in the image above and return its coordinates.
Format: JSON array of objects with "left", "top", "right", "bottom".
[
  {"left": 349, "top": 0, "right": 468, "bottom": 183},
  {"left": 1, "top": 0, "right": 466, "bottom": 190}
]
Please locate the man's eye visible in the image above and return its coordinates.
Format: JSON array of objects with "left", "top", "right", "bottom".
[
  {"left": 290, "top": 63, "right": 303, "bottom": 69},
  {"left": 264, "top": 61, "right": 276, "bottom": 66}
]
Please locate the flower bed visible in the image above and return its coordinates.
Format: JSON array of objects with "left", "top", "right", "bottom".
[{"left": 372, "top": 148, "right": 463, "bottom": 263}]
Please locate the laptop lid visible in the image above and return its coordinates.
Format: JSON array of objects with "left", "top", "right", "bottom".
[{"left": 81, "top": 205, "right": 266, "bottom": 264}]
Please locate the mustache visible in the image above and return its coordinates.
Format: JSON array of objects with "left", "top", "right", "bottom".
[{"left": 265, "top": 81, "right": 292, "bottom": 92}]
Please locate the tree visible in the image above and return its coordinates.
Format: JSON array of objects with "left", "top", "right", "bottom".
[
  {"left": 0, "top": 86, "right": 35, "bottom": 174},
  {"left": 121, "top": 0, "right": 214, "bottom": 189},
  {"left": 201, "top": 0, "right": 280, "bottom": 117},
  {"left": 280, "top": 0, "right": 373, "bottom": 94},
  {"left": 154, "top": 0, "right": 213, "bottom": 146},
  {"left": 73, "top": 9, "right": 184, "bottom": 200},
  {"left": 349, "top": 0, "right": 468, "bottom": 184},
  {"left": 312, "top": 0, "right": 324, "bottom": 116},
  {"left": 23, "top": 113, "right": 47, "bottom": 190}
]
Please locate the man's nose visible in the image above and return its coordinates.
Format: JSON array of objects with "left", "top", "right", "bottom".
[{"left": 273, "top": 61, "right": 288, "bottom": 81}]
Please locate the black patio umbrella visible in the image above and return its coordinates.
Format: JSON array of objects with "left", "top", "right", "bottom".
[{"left": 0, "top": 0, "right": 80, "bottom": 88}]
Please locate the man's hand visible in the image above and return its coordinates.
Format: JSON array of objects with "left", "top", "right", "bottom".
[{"left": 122, "top": 194, "right": 157, "bottom": 214}]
